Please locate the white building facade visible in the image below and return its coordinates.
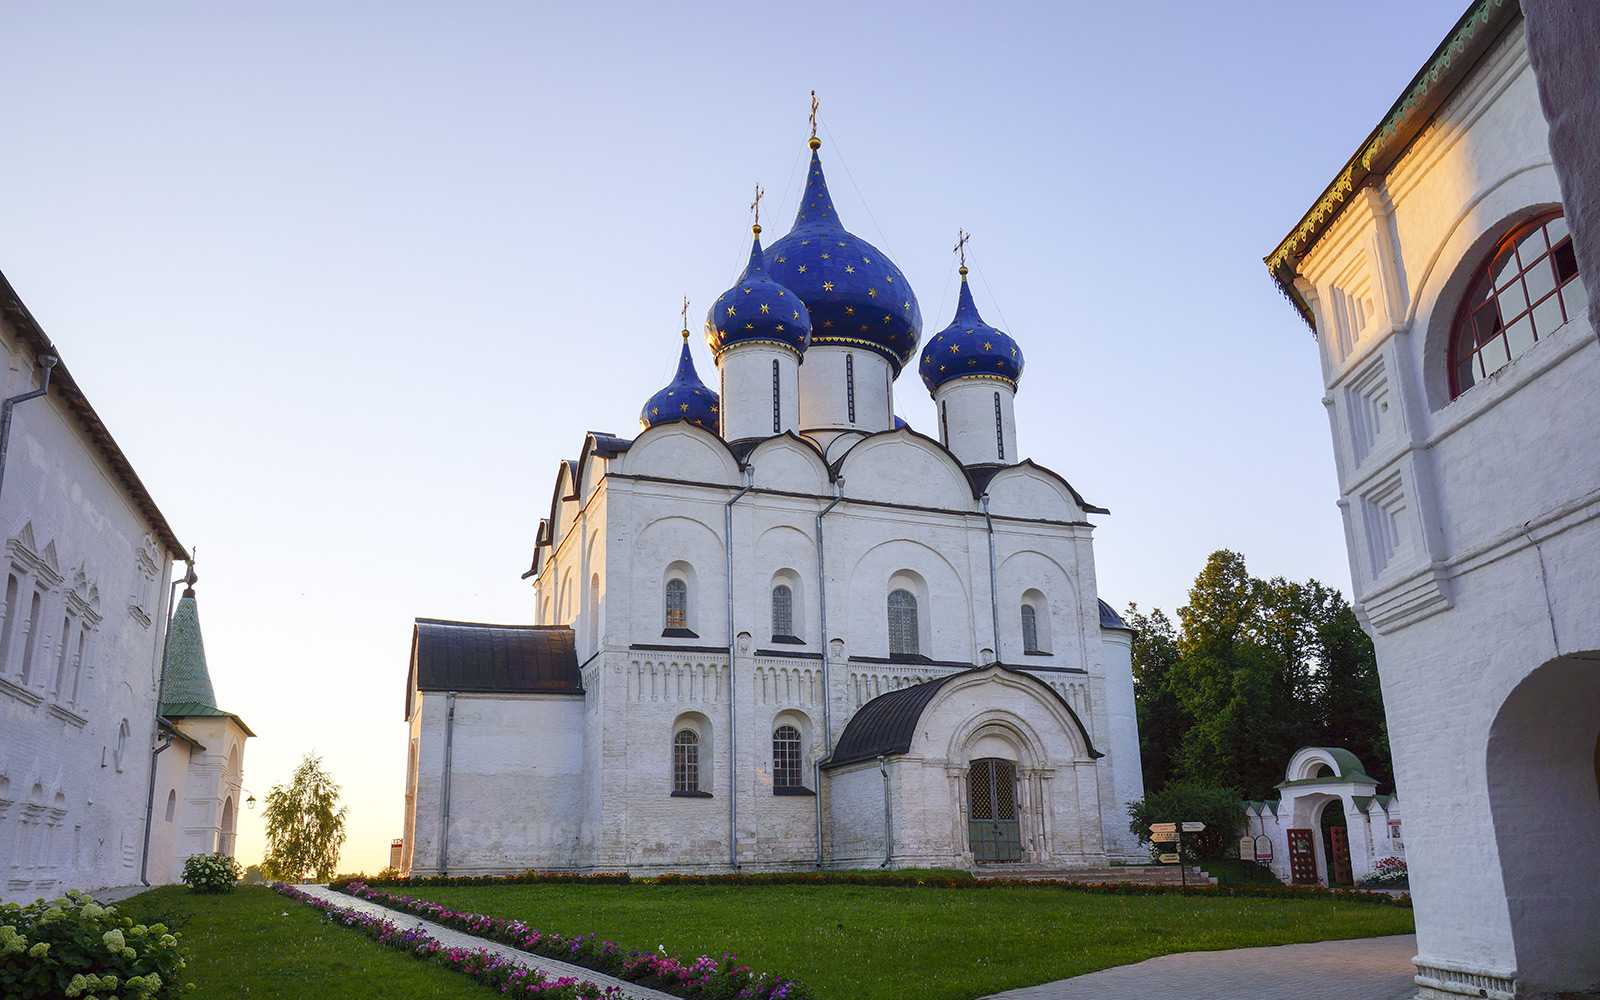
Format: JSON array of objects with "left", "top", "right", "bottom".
[
  {"left": 0, "top": 271, "right": 248, "bottom": 900},
  {"left": 1267, "top": 4, "right": 1599, "bottom": 997},
  {"left": 402, "top": 136, "right": 1145, "bottom": 876}
]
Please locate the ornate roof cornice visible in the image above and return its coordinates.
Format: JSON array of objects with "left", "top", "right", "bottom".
[{"left": 1264, "top": 0, "right": 1519, "bottom": 330}]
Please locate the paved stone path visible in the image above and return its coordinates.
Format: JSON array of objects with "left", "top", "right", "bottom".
[
  {"left": 984, "top": 934, "right": 1418, "bottom": 1000},
  {"left": 296, "top": 885, "right": 676, "bottom": 1000}
]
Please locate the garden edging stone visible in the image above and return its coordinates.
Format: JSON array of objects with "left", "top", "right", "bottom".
[{"left": 294, "top": 884, "right": 677, "bottom": 1000}]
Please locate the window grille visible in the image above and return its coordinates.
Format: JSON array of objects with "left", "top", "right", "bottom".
[
  {"left": 1021, "top": 604, "right": 1039, "bottom": 653},
  {"left": 773, "top": 725, "right": 802, "bottom": 788},
  {"left": 665, "top": 578, "right": 688, "bottom": 630},
  {"left": 1450, "top": 211, "right": 1585, "bottom": 398},
  {"left": 887, "top": 589, "right": 919, "bottom": 657},
  {"left": 673, "top": 729, "right": 700, "bottom": 792},
  {"left": 994, "top": 392, "right": 1005, "bottom": 460},
  {"left": 940, "top": 402, "right": 949, "bottom": 445},
  {"left": 772, "top": 359, "right": 781, "bottom": 433},
  {"left": 772, "top": 584, "right": 794, "bottom": 636},
  {"left": 846, "top": 354, "right": 856, "bottom": 423}
]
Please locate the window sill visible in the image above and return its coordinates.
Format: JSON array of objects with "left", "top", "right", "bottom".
[
  {"left": 0, "top": 676, "right": 42, "bottom": 707},
  {"left": 885, "top": 653, "right": 933, "bottom": 665},
  {"left": 660, "top": 627, "right": 700, "bottom": 639},
  {"left": 773, "top": 786, "right": 815, "bottom": 797},
  {"left": 769, "top": 634, "right": 806, "bottom": 645},
  {"left": 670, "top": 790, "right": 713, "bottom": 798},
  {"left": 47, "top": 703, "right": 87, "bottom": 728},
  {"left": 1023, "top": 650, "right": 1053, "bottom": 657}
]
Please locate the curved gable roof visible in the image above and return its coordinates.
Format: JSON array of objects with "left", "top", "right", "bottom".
[
  {"left": 405, "top": 619, "right": 581, "bottom": 719},
  {"left": 824, "top": 665, "right": 1102, "bottom": 769}
]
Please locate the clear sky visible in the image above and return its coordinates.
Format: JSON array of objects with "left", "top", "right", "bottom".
[{"left": 2, "top": 1, "right": 1470, "bottom": 872}]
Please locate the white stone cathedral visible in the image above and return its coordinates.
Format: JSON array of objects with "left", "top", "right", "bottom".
[{"left": 400, "top": 131, "right": 1145, "bottom": 875}]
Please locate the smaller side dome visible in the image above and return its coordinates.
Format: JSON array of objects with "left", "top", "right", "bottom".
[
  {"left": 706, "top": 229, "right": 813, "bottom": 360},
  {"left": 919, "top": 267, "right": 1024, "bottom": 394},
  {"left": 641, "top": 333, "right": 720, "bottom": 432}
]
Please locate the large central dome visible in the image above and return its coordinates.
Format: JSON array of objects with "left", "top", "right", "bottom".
[{"left": 765, "top": 142, "right": 922, "bottom": 373}]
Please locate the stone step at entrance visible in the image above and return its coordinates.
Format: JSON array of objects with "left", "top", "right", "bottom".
[{"left": 972, "top": 864, "right": 1216, "bottom": 886}]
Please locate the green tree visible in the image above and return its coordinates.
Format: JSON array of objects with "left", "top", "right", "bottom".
[
  {"left": 262, "top": 753, "right": 348, "bottom": 882},
  {"left": 1124, "top": 603, "right": 1186, "bottom": 793}
]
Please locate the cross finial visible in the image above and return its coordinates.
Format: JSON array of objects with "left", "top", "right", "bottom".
[
  {"left": 750, "top": 183, "right": 764, "bottom": 235},
  {"left": 680, "top": 296, "right": 690, "bottom": 339},
  {"left": 954, "top": 228, "right": 972, "bottom": 276},
  {"left": 808, "top": 90, "right": 821, "bottom": 150},
  {"left": 182, "top": 548, "right": 198, "bottom": 597}
]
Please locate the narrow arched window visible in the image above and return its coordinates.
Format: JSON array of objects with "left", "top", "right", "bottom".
[
  {"left": 773, "top": 725, "right": 802, "bottom": 789},
  {"left": 1450, "top": 211, "right": 1585, "bottom": 398},
  {"left": 887, "top": 589, "right": 919, "bottom": 657},
  {"left": 114, "top": 718, "right": 130, "bottom": 772},
  {"left": 771, "top": 584, "right": 794, "bottom": 637},
  {"left": 845, "top": 353, "right": 856, "bottom": 423},
  {"left": 165, "top": 788, "right": 176, "bottom": 822},
  {"left": 665, "top": 578, "right": 688, "bottom": 630},
  {"left": 673, "top": 729, "right": 700, "bottom": 793},
  {"left": 1021, "top": 604, "right": 1039, "bottom": 653},
  {"left": 772, "top": 359, "right": 781, "bottom": 433},
  {"left": 994, "top": 392, "right": 1005, "bottom": 460}
]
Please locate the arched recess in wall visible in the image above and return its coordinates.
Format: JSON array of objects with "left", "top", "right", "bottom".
[
  {"left": 769, "top": 568, "right": 805, "bottom": 642},
  {"left": 886, "top": 569, "right": 931, "bottom": 659},
  {"left": 1020, "top": 588, "right": 1050, "bottom": 653},
  {"left": 670, "top": 710, "right": 714, "bottom": 795},
  {"left": 165, "top": 788, "right": 176, "bottom": 822}
]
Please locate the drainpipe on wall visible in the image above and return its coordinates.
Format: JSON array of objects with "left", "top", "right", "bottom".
[
  {"left": 878, "top": 755, "right": 892, "bottom": 868},
  {"left": 439, "top": 691, "right": 457, "bottom": 876},
  {"left": 139, "top": 567, "right": 187, "bottom": 886},
  {"left": 724, "top": 466, "right": 755, "bottom": 870},
  {"left": 0, "top": 353, "right": 56, "bottom": 502},
  {"left": 981, "top": 495, "right": 1001, "bottom": 663},
  {"left": 813, "top": 478, "right": 844, "bottom": 869}
]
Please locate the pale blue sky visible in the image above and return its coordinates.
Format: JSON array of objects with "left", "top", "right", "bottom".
[{"left": 2, "top": 1, "right": 1469, "bottom": 870}]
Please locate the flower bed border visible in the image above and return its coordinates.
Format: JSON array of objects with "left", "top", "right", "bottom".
[
  {"left": 333, "top": 868, "right": 1409, "bottom": 907},
  {"left": 271, "top": 883, "right": 621, "bottom": 999},
  {"left": 333, "top": 881, "right": 809, "bottom": 1000}
]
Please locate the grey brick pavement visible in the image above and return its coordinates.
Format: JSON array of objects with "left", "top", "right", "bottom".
[{"left": 983, "top": 934, "right": 1418, "bottom": 1000}]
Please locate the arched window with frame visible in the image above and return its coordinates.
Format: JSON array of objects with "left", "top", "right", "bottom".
[
  {"left": 771, "top": 584, "right": 793, "bottom": 638},
  {"left": 664, "top": 578, "right": 688, "bottom": 631},
  {"left": 773, "top": 724, "right": 803, "bottom": 789},
  {"left": 1021, "top": 604, "right": 1039, "bottom": 653},
  {"left": 672, "top": 728, "right": 700, "bottom": 793},
  {"left": 1450, "top": 210, "right": 1586, "bottom": 399},
  {"left": 887, "top": 589, "right": 919, "bottom": 657}
]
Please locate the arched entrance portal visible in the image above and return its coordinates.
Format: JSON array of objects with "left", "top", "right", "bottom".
[
  {"left": 1319, "top": 799, "right": 1353, "bottom": 886},
  {"left": 967, "top": 758, "right": 1021, "bottom": 862}
]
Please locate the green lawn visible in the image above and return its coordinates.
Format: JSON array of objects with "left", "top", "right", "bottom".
[
  {"left": 403, "top": 882, "right": 1416, "bottom": 1000},
  {"left": 118, "top": 885, "right": 488, "bottom": 1000}
]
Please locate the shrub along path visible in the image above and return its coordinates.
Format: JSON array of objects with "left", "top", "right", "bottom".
[{"left": 400, "top": 881, "right": 1416, "bottom": 1000}]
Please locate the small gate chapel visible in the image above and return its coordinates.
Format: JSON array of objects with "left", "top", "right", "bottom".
[{"left": 399, "top": 119, "right": 1146, "bottom": 874}]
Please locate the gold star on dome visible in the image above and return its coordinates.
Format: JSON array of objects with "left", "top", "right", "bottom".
[
  {"left": 776, "top": 323, "right": 784, "bottom": 331},
  {"left": 651, "top": 406, "right": 660, "bottom": 415},
  {"left": 949, "top": 344, "right": 961, "bottom": 354},
  {"left": 862, "top": 256, "right": 871, "bottom": 264},
  {"left": 822, "top": 281, "right": 835, "bottom": 291},
  {"left": 844, "top": 305, "right": 854, "bottom": 316},
  {"left": 726, "top": 306, "right": 737, "bottom": 317},
  {"left": 1010, "top": 347, "right": 1017, "bottom": 357},
  {"left": 821, "top": 252, "right": 831, "bottom": 260},
  {"left": 680, "top": 403, "right": 689, "bottom": 412},
  {"left": 745, "top": 322, "right": 754, "bottom": 329},
  {"left": 792, "top": 310, "right": 799, "bottom": 320},
  {"left": 823, "top": 319, "right": 834, "bottom": 328},
  {"left": 836, "top": 241, "right": 845, "bottom": 247},
  {"left": 997, "top": 359, "right": 1007, "bottom": 368},
  {"left": 967, "top": 358, "right": 977, "bottom": 367},
  {"left": 776, "top": 257, "right": 787, "bottom": 264},
  {"left": 939, "top": 364, "right": 946, "bottom": 372},
  {"left": 903, "top": 301, "right": 911, "bottom": 311},
  {"left": 867, "top": 288, "right": 877, "bottom": 298},
  {"left": 800, "top": 240, "right": 811, "bottom": 246},
  {"left": 710, "top": 403, "right": 719, "bottom": 413},
  {"left": 885, "top": 275, "right": 894, "bottom": 284},
  {"left": 881, "top": 315, "right": 891, "bottom": 324},
  {"left": 859, "top": 323, "right": 868, "bottom": 332},
  {"left": 982, "top": 341, "right": 992, "bottom": 351},
  {"left": 777, "top": 290, "right": 785, "bottom": 297},
  {"left": 844, "top": 264, "right": 855, "bottom": 273},
  {"left": 743, "top": 287, "right": 752, "bottom": 295},
  {"left": 760, "top": 303, "right": 770, "bottom": 314},
  {"left": 797, "top": 265, "right": 807, "bottom": 273}
]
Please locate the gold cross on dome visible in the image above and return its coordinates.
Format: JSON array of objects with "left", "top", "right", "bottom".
[
  {"left": 680, "top": 296, "right": 690, "bottom": 336},
  {"left": 953, "top": 228, "right": 971, "bottom": 269},
  {"left": 750, "top": 183, "right": 764, "bottom": 230},
  {"left": 809, "top": 90, "right": 819, "bottom": 141}
]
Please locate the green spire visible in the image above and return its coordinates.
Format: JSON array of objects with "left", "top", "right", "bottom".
[{"left": 160, "top": 564, "right": 220, "bottom": 716}]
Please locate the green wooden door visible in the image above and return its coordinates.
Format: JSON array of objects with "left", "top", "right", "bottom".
[{"left": 967, "top": 759, "right": 1022, "bottom": 862}]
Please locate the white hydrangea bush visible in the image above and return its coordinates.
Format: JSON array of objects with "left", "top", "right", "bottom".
[{"left": 0, "top": 891, "right": 186, "bottom": 998}]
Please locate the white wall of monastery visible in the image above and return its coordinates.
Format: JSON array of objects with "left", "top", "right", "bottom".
[{"left": 1290, "top": 24, "right": 1599, "bottom": 997}]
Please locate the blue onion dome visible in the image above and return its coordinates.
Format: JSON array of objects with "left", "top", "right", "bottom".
[
  {"left": 919, "top": 266, "right": 1024, "bottom": 394},
  {"left": 765, "top": 139, "right": 922, "bottom": 373},
  {"left": 640, "top": 331, "right": 721, "bottom": 432},
  {"left": 706, "top": 227, "right": 813, "bottom": 360}
]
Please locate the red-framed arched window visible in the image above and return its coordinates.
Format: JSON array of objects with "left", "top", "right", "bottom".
[{"left": 1450, "top": 210, "right": 1586, "bottom": 399}]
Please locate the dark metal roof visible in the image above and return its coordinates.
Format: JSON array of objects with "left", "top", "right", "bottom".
[
  {"left": 825, "top": 665, "right": 1102, "bottom": 770},
  {"left": 406, "top": 619, "right": 581, "bottom": 719},
  {"left": 1098, "top": 599, "right": 1131, "bottom": 631},
  {"left": 0, "top": 269, "right": 187, "bottom": 558}
]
